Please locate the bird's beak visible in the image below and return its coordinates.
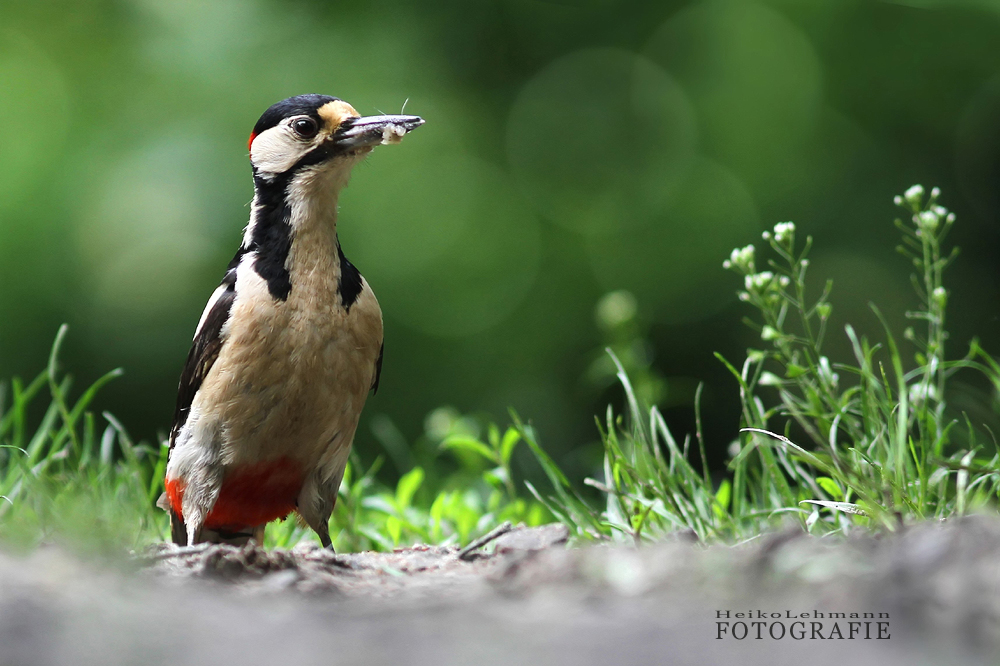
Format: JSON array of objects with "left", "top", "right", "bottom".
[{"left": 331, "top": 114, "right": 425, "bottom": 150}]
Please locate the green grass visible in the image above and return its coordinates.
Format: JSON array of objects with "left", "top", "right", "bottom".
[
  {"left": 529, "top": 185, "right": 1000, "bottom": 543},
  {"left": 0, "top": 325, "right": 162, "bottom": 553},
  {"left": 0, "top": 329, "right": 551, "bottom": 552},
  {"left": 1, "top": 185, "right": 998, "bottom": 553}
]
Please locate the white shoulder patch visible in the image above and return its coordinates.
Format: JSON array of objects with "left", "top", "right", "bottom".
[{"left": 193, "top": 284, "right": 228, "bottom": 340}]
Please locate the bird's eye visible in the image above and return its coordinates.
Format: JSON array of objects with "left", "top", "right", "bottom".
[{"left": 292, "top": 117, "right": 319, "bottom": 138}]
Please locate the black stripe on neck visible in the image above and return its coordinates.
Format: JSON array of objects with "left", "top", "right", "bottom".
[
  {"left": 249, "top": 171, "right": 294, "bottom": 300},
  {"left": 337, "top": 240, "right": 363, "bottom": 311},
  {"left": 250, "top": 165, "right": 364, "bottom": 307}
]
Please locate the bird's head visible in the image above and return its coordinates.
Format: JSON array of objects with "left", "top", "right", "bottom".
[{"left": 247, "top": 94, "right": 424, "bottom": 180}]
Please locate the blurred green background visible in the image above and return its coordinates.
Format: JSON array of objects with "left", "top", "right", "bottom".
[{"left": 2, "top": 0, "right": 999, "bottom": 479}]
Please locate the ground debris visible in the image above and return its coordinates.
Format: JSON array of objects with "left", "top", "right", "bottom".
[
  {"left": 141, "top": 527, "right": 551, "bottom": 598},
  {"left": 458, "top": 521, "right": 514, "bottom": 560},
  {"left": 2, "top": 520, "right": 1000, "bottom": 665},
  {"left": 493, "top": 522, "right": 569, "bottom": 554}
]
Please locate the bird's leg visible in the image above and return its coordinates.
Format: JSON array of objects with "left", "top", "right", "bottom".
[
  {"left": 299, "top": 499, "right": 335, "bottom": 550},
  {"left": 297, "top": 471, "right": 340, "bottom": 551},
  {"left": 301, "top": 507, "right": 334, "bottom": 550},
  {"left": 185, "top": 520, "right": 204, "bottom": 546},
  {"left": 169, "top": 507, "right": 188, "bottom": 546},
  {"left": 319, "top": 527, "right": 334, "bottom": 551}
]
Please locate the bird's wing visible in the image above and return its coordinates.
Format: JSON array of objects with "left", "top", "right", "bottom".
[
  {"left": 371, "top": 341, "right": 384, "bottom": 394},
  {"left": 169, "top": 253, "right": 241, "bottom": 446}
]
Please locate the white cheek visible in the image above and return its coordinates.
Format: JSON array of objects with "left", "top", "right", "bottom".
[{"left": 250, "top": 127, "right": 310, "bottom": 173}]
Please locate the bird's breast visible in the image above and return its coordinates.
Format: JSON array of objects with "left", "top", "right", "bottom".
[{"left": 189, "top": 229, "right": 383, "bottom": 468}]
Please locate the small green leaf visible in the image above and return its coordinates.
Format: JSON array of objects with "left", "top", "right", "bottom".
[
  {"left": 440, "top": 436, "right": 497, "bottom": 464},
  {"left": 713, "top": 479, "right": 731, "bottom": 517},
  {"left": 484, "top": 466, "right": 508, "bottom": 489},
  {"left": 361, "top": 495, "right": 397, "bottom": 515},
  {"left": 429, "top": 492, "right": 446, "bottom": 522},
  {"left": 499, "top": 428, "right": 521, "bottom": 465},
  {"left": 816, "top": 476, "right": 843, "bottom": 501},
  {"left": 385, "top": 515, "right": 402, "bottom": 544},
  {"left": 928, "top": 467, "right": 949, "bottom": 486},
  {"left": 785, "top": 364, "right": 808, "bottom": 378},
  {"left": 805, "top": 508, "right": 819, "bottom": 531},
  {"left": 395, "top": 467, "right": 424, "bottom": 508}
]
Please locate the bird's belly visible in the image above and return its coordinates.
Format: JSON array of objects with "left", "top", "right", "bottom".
[
  {"left": 184, "top": 456, "right": 303, "bottom": 531},
  {"left": 215, "top": 333, "right": 372, "bottom": 467}
]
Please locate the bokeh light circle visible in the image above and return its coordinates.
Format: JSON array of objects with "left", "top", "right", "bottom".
[
  {"left": 342, "top": 152, "right": 541, "bottom": 337},
  {"left": 506, "top": 48, "right": 697, "bottom": 235},
  {"left": 644, "top": 0, "right": 823, "bottom": 202},
  {"left": 0, "top": 30, "right": 69, "bottom": 212},
  {"left": 586, "top": 157, "right": 759, "bottom": 324}
]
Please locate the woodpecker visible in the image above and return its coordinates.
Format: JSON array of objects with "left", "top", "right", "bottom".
[{"left": 160, "top": 94, "right": 424, "bottom": 548}]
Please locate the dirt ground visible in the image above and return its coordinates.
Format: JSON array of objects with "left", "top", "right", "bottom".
[{"left": 2, "top": 518, "right": 1000, "bottom": 665}]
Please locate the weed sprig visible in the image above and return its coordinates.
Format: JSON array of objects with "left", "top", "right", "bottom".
[{"left": 531, "top": 186, "right": 1000, "bottom": 541}]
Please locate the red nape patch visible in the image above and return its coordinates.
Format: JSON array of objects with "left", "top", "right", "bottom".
[
  {"left": 204, "top": 457, "right": 303, "bottom": 532},
  {"left": 247, "top": 131, "right": 257, "bottom": 153}
]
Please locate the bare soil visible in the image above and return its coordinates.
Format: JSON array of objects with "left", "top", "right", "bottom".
[{"left": 2, "top": 519, "right": 999, "bottom": 665}]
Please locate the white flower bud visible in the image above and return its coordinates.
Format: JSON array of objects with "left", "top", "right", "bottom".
[
  {"left": 761, "top": 325, "right": 779, "bottom": 341},
  {"left": 818, "top": 356, "right": 838, "bottom": 387},
  {"left": 917, "top": 210, "right": 939, "bottom": 232},
  {"left": 930, "top": 187, "right": 941, "bottom": 199},
  {"left": 595, "top": 290, "right": 638, "bottom": 328},
  {"left": 773, "top": 221, "right": 796, "bottom": 243},
  {"left": 747, "top": 271, "right": 774, "bottom": 290},
  {"left": 904, "top": 184, "right": 925, "bottom": 206},
  {"left": 908, "top": 383, "right": 938, "bottom": 403},
  {"left": 759, "top": 371, "right": 783, "bottom": 386},
  {"left": 728, "top": 244, "right": 756, "bottom": 272},
  {"left": 728, "top": 440, "right": 741, "bottom": 459},
  {"left": 893, "top": 195, "right": 904, "bottom": 206}
]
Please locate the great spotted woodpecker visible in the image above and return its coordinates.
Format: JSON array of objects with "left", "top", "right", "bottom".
[{"left": 160, "top": 94, "right": 424, "bottom": 548}]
